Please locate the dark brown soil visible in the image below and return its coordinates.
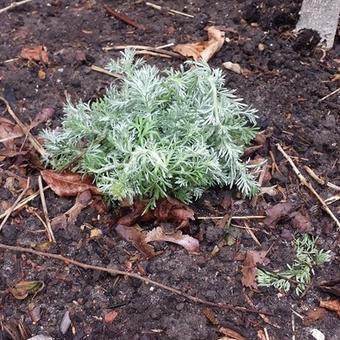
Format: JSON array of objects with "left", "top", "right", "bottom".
[{"left": 0, "top": 1, "right": 339, "bottom": 339}]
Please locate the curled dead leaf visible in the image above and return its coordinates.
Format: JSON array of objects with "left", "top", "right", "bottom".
[
  {"left": 41, "top": 170, "right": 100, "bottom": 197},
  {"left": 116, "top": 224, "right": 156, "bottom": 258},
  {"left": 241, "top": 250, "right": 269, "bottom": 288},
  {"left": 116, "top": 224, "right": 199, "bottom": 257},
  {"left": 9, "top": 280, "right": 44, "bottom": 300},
  {"left": 117, "top": 197, "right": 194, "bottom": 229},
  {"left": 145, "top": 227, "right": 199, "bottom": 253},
  {"left": 20, "top": 46, "right": 49, "bottom": 64},
  {"left": 173, "top": 26, "right": 225, "bottom": 62}
]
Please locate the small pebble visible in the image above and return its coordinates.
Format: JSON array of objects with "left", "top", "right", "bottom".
[{"left": 60, "top": 311, "right": 71, "bottom": 335}]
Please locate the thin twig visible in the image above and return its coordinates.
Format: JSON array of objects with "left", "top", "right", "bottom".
[
  {"left": 0, "top": 0, "right": 33, "bottom": 14},
  {"left": 264, "top": 328, "right": 270, "bottom": 340},
  {"left": 135, "top": 50, "right": 172, "bottom": 58},
  {"left": 0, "top": 186, "right": 48, "bottom": 220},
  {"left": 244, "top": 222, "right": 261, "bottom": 247},
  {"left": 319, "top": 87, "right": 340, "bottom": 102},
  {"left": 0, "top": 242, "right": 269, "bottom": 316},
  {"left": 38, "top": 176, "right": 55, "bottom": 243},
  {"left": 0, "top": 97, "right": 46, "bottom": 156},
  {"left": 90, "top": 65, "right": 123, "bottom": 79},
  {"left": 269, "top": 150, "right": 282, "bottom": 175},
  {"left": 197, "top": 215, "right": 266, "bottom": 220},
  {"left": 156, "top": 43, "right": 175, "bottom": 49},
  {"left": 277, "top": 144, "right": 340, "bottom": 229},
  {"left": 231, "top": 224, "right": 270, "bottom": 235},
  {"left": 103, "top": 45, "right": 185, "bottom": 59},
  {"left": 0, "top": 178, "right": 30, "bottom": 231},
  {"left": 2, "top": 57, "right": 20, "bottom": 64},
  {"left": 325, "top": 194, "right": 340, "bottom": 205},
  {"left": 32, "top": 210, "right": 51, "bottom": 234},
  {"left": 103, "top": 4, "right": 145, "bottom": 30},
  {"left": 304, "top": 165, "right": 340, "bottom": 191},
  {"left": 145, "top": 2, "right": 194, "bottom": 18}
]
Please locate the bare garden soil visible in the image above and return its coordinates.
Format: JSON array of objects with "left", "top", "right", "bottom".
[{"left": 0, "top": 0, "right": 339, "bottom": 339}]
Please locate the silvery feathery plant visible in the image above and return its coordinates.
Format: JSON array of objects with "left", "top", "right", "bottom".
[
  {"left": 256, "top": 234, "right": 331, "bottom": 295},
  {"left": 42, "top": 49, "right": 259, "bottom": 208}
]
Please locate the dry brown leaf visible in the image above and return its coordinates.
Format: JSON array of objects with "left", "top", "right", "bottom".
[
  {"left": 115, "top": 224, "right": 156, "bottom": 258},
  {"left": 291, "top": 211, "right": 313, "bottom": 232},
  {"left": 0, "top": 117, "right": 23, "bottom": 145},
  {"left": 214, "top": 213, "right": 230, "bottom": 228},
  {"left": 117, "top": 197, "right": 194, "bottom": 229},
  {"left": 152, "top": 196, "right": 195, "bottom": 229},
  {"left": 202, "top": 307, "right": 219, "bottom": 326},
  {"left": 51, "top": 190, "right": 92, "bottom": 229},
  {"left": 241, "top": 250, "right": 269, "bottom": 288},
  {"left": 320, "top": 299, "right": 340, "bottom": 316},
  {"left": 0, "top": 148, "right": 27, "bottom": 159},
  {"left": 41, "top": 170, "right": 100, "bottom": 197},
  {"left": 303, "top": 308, "right": 326, "bottom": 325},
  {"left": 218, "top": 326, "right": 245, "bottom": 340},
  {"left": 9, "top": 280, "right": 44, "bottom": 300},
  {"left": 145, "top": 226, "right": 199, "bottom": 253},
  {"left": 20, "top": 45, "right": 49, "bottom": 64},
  {"left": 173, "top": 26, "right": 225, "bottom": 62},
  {"left": 264, "top": 202, "right": 294, "bottom": 227},
  {"left": 30, "top": 108, "right": 55, "bottom": 128}
]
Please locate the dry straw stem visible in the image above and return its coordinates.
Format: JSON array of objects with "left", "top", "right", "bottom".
[
  {"left": 319, "top": 87, "right": 340, "bottom": 102},
  {"left": 0, "top": 178, "right": 30, "bottom": 231},
  {"left": 197, "top": 215, "right": 266, "bottom": 220},
  {"left": 103, "top": 45, "right": 184, "bottom": 59},
  {"left": 304, "top": 165, "right": 340, "bottom": 191},
  {"left": 277, "top": 143, "right": 340, "bottom": 229},
  {"left": 145, "top": 2, "right": 194, "bottom": 18},
  {"left": 0, "top": 0, "right": 33, "bottom": 14},
  {"left": 135, "top": 50, "right": 172, "bottom": 58},
  {"left": 90, "top": 65, "right": 123, "bottom": 79},
  {"left": 0, "top": 242, "right": 269, "bottom": 316},
  {"left": 0, "top": 96, "right": 46, "bottom": 156},
  {"left": 244, "top": 222, "right": 261, "bottom": 247},
  {"left": 0, "top": 186, "right": 49, "bottom": 220},
  {"left": 38, "top": 176, "right": 55, "bottom": 243}
]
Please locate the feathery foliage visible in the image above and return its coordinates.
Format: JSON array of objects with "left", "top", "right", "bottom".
[
  {"left": 42, "top": 49, "right": 259, "bottom": 208},
  {"left": 256, "top": 234, "right": 331, "bottom": 295}
]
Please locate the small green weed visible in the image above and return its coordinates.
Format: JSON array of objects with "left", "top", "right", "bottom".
[{"left": 256, "top": 234, "right": 331, "bottom": 295}]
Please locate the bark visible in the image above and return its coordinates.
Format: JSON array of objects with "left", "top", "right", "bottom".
[{"left": 296, "top": 0, "right": 340, "bottom": 48}]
